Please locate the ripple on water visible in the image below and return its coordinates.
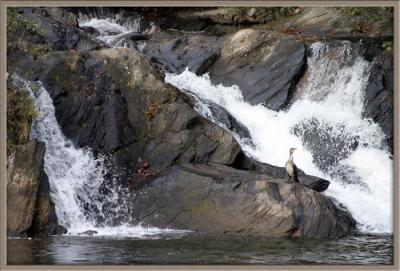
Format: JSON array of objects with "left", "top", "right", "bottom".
[{"left": 7, "top": 233, "right": 393, "bottom": 265}]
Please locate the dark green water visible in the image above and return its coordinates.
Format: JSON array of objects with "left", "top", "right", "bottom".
[{"left": 7, "top": 233, "right": 393, "bottom": 265}]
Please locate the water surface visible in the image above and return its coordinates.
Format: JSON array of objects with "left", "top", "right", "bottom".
[{"left": 8, "top": 233, "right": 393, "bottom": 265}]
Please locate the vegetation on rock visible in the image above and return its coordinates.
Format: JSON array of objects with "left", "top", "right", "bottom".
[
  {"left": 7, "top": 76, "right": 37, "bottom": 156},
  {"left": 224, "top": 6, "right": 299, "bottom": 19},
  {"left": 337, "top": 7, "right": 393, "bottom": 34},
  {"left": 7, "top": 7, "right": 51, "bottom": 57}
]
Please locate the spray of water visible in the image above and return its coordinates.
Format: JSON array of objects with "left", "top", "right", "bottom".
[
  {"left": 10, "top": 75, "right": 188, "bottom": 237},
  {"left": 165, "top": 41, "right": 393, "bottom": 233}
]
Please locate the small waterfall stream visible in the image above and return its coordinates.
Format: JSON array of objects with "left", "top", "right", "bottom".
[{"left": 11, "top": 75, "right": 188, "bottom": 237}]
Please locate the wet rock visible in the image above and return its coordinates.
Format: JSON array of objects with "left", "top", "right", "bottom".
[
  {"left": 208, "top": 29, "right": 306, "bottom": 110},
  {"left": 7, "top": 140, "right": 65, "bottom": 237},
  {"left": 131, "top": 163, "right": 356, "bottom": 238},
  {"left": 208, "top": 102, "right": 251, "bottom": 139}
]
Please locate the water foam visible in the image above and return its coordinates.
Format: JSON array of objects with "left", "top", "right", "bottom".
[{"left": 165, "top": 41, "right": 393, "bottom": 233}]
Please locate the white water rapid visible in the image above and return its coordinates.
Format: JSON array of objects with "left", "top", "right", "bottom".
[
  {"left": 11, "top": 75, "right": 188, "bottom": 238},
  {"left": 165, "top": 41, "right": 393, "bottom": 234}
]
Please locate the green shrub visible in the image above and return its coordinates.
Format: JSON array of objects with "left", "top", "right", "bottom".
[{"left": 7, "top": 7, "right": 48, "bottom": 53}]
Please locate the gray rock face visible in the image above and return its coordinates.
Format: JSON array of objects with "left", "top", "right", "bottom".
[
  {"left": 130, "top": 163, "right": 356, "bottom": 238},
  {"left": 7, "top": 140, "right": 66, "bottom": 237},
  {"left": 208, "top": 29, "right": 306, "bottom": 110}
]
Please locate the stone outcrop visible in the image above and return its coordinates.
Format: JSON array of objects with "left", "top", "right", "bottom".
[
  {"left": 7, "top": 140, "right": 66, "bottom": 237},
  {"left": 130, "top": 163, "right": 356, "bottom": 238}
]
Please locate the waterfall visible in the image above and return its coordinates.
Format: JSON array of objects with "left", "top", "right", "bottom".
[
  {"left": 10, "top": 75, "right": 188, "bottom": 237},
  {"left": 165, "top": 41, "right": 393, "bottom": 234},
  {"left": 18, "top": 13, "right": 391, "bottom": 235},
  {"left": 81, "top": 16, "right": 393, "bottom": 233}
]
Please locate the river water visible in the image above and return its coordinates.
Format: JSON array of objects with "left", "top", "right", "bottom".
[{"left": 8, "top": 233, "right": 393, "bottom": 265}]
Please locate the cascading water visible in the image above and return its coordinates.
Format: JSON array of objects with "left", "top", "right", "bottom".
[
  {"left": 78, "top": 14, "right": 145, "bottom": 49},
  {"left": 10, "top": 75, "right": 188, "bottom": 238},
  {"left": 165, "top": 41, "right": 393, "bottom": 234}
]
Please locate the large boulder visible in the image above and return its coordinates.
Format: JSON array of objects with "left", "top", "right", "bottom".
[
  {"left": 7, "top": 139, "right": 65, "bottom": 237},
  {"left": 130, "top": 163, "right": 356, "bottom": 238},
  {"left": 36, "top": 48, "right": 242, "bottom": 175},
  {"left": 208, "top": 29, "right": 306, "bottom": 110}
]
